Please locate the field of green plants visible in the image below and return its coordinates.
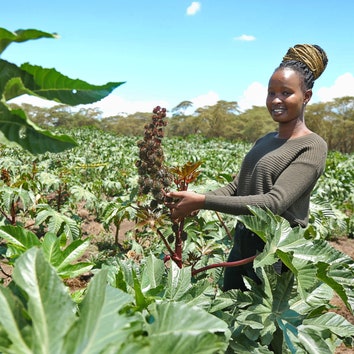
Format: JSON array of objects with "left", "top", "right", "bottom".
[
  {"left": 1, "top": 27, "right": 354, "bottom": 354},
  {"left": 0, "top": 125, "right": 354, "bottom": 353}
]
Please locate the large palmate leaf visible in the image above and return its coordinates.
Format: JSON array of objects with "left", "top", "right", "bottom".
[
  {"left": 231, "top": 266, "right": 354, "bottom": 353},
  {"left": 0, "top": 249, "right": 140, "bottom": 354},
  {"left": 0, "top": 28, "right": 125, "bottom": 154},
  {"left": 63, "top": 269, "right": 138, "bottom": 354},
  {"left": 35, "top": 205, "right": 80, "bottom": 240},
  {"left": 239, "top": 207, "right": 354, "bottom": 313},
  {"left": 146, "top": 301, "right": 230, "bottom": 354},
  {"left": 0, "top": 102, "right": 77, "bottom": 153},
  {"left": 19, "top": 63, "right": 124, "bottom": 105}
]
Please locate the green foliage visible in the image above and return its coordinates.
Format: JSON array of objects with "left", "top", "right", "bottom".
[
  {"left": 35, "top": 204, "right": 81, "bottom": 240},
  {"left": 306, "top": 97, "right": 354, "bottom": 153},
  {"left": 0, "top": 128, "right": 353, "bottom": 353},
  {"left": 0, "top": 27, "right": 124, "bottom": 154},
  {"left": 0, "top": 226, "right": 92, "bottom": 278},
  {"left": 0, "top": 248, "right": 230, "bottom": 353}
]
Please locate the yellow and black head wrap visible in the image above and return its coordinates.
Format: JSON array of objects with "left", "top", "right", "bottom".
[{"left": 282, "top": 44, "right": 328, "bottom": 80}]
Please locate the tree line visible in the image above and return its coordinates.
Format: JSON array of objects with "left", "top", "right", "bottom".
[{"left": 12, "top": 96, "right": 354, "bottom": 153}]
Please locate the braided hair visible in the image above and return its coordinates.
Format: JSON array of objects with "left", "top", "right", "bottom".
[{"left": 277, "top": 44, "right": 328, "bottom": 90}]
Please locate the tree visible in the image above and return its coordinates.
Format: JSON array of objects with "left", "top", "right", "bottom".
[
  {"left": 171, "top": 100, "right": 193, "bottom": 116},
  {"left": 194, "top": 100, "right": 240, "bottom": 138},
  {"left": 237, "top": 106, "right": 276, "bottom": 142}
]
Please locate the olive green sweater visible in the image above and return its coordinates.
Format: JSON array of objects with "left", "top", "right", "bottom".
[{"left": 205, "top": 132, "right": 327, "bottom": 227}]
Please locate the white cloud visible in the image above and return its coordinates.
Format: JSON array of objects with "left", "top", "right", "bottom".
[
  {"left": 9, "top": 94, "right": 58, "bottom": 109},
  {"left": 316, "top": 72, "right": 354, "bottom": 102},
  {"left": 191, "top": 91, "right": 219, "bottom": 108},
  {"left": 8, "top": 94, "right": 170, "bottom": 117},
  {"left": 234, "top": 34, "right": 256, "bottom": 41},
  {"left": 82, "top": 95, "right": 170, "bottom": 116},
  {"left": 237, "top": 82, "right": 267, "bottom": 111},
  {"left": 186, "top": 2, "right": 201, "bottom": 16}
]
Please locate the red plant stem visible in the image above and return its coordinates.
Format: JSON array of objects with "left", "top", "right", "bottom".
[
  {"left": 157, "top": 229, "right": 176, "bottom": 258},
  {"left": 174, "top": 220, "right": 184, "bottom": 267},
  {"left": 0, "top": 209, "right": 12, "bottom": 224},
  {"left": 191, "top": 255, "right": 256, "bottom": 276},
  {"left": 10, "top": 201, "right": 16, "bottom": 225}
]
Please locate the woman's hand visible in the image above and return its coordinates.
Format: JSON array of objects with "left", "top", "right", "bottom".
[{"left": 165, "top": 191, "right": 205, "bottom": 221}]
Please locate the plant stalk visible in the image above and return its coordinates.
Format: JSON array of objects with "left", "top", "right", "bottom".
[{"left": 191, "top": 255, "right": 256, "bottom": 276}]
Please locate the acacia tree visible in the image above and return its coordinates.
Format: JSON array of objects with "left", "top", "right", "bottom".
[{"left": 193, "top": 100, "right": 240, "bottom": 138}]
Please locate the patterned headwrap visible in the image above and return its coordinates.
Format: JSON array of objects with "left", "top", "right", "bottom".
[{"left": 282, "top": 44, "right": 326, "bottom": 80}]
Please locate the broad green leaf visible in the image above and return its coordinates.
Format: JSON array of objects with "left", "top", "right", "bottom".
[
  {"left": 140, "top": 253, "right": 165, "bottom": 292},
  {"left": 20, "top": 63, "right": 125, "bottom": 105},
  {"left": 57, "top": 238, "right": 91, "bottom": 270},
  {"left": 13, "top": 248, "right": 77, "bottom": 354},
  {"left": 166, "top": 261, "right": 193, "bottom": 300},
  {"left": 0, "top": 28, "right": 57, "bottom": 54},
  {"left": 302, "top": 312, "right": 354, "bottom": 338},
  {"left": 0, "top": 286, "right": 32, "bottom": 354},
  {"left": 133, "top": 268, "right": 151, "bottom": 310},
  {"left": 0, "top": 60, "right": 36, "bottom": 100},
  {"left": 55, "top": 262, "right": 93, "bottom": 279},
  {"left": 41, "top": 232, "right": 62, "bottom": 265},
  {"left": 41, "top": 232, "right": 93, "bottom": 278},
  {"left": 146, "top": 301, "right": 230, "bottom": 354},
  {"left": 0, "top": 101, "right": 77, "bottom": 154},
  {"left": 290, "top": 282, "right": 334, "bottom": 316},
  {"left": 35, "top": 207, "right": 80, "bottom": 240},
  {"left": 296, "top": 327, "right": 337, "bottom": 353},
  {"left": 63, "top": 269, "right": 137, "bottom": 354},
  {"left": 0, "top": 225, "right": 40, "bottom": 252}
]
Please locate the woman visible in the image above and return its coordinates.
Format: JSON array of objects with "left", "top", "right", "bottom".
[{"left": 166, "top": 44, "right": 329, "bottom": 291}]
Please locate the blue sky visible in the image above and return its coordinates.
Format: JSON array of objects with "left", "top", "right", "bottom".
[{"left": 2, "top": 0, "right": 354, "bottom": 116}]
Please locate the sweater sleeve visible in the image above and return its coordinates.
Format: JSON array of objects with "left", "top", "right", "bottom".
[
  {"left": 206, "top": 174, "right": 239, "bottom": 196},
  {"left": 204, "top": 141, "right": 327, "bottom": 217}
]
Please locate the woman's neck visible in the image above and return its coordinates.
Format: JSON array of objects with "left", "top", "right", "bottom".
[{"left": 277, "top": 120, "right": 312, "bottom": 139}]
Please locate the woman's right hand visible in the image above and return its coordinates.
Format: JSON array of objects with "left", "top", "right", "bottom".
[{"left": 164, "top": 191, "right": 205, "bottom": 221}]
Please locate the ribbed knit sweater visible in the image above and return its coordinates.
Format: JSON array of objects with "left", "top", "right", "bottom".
[{"left": 204, "top": 132, "right": 327, "bottom": 227}]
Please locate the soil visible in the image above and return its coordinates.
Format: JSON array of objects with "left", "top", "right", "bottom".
[{"left": 1, "top": 217, "right": 353, "bottom": 353}]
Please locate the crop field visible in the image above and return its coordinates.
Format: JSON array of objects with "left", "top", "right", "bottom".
[{"left": 0, "top": 126, "right": 354, "bottom": 353}]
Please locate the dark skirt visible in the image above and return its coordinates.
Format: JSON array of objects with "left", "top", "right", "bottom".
[{"left": 223, "top": 222, "right": 265, "bottom": 291}]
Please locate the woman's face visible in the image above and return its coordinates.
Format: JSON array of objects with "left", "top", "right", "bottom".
[{"left": 266, "top": 68, "right": 312, "bottom": 124}]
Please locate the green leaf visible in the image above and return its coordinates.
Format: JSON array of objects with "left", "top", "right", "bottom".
[
  {"left": 0, "top": 102, "right": 77, "bottom": 154},
  {"left": 140, "top": 253, "right": 165, "bottom": 292},
  {"left": 165, "top": 261, "right": 193, "bottom": 300},
  {"left": 41, "top": 232, "right": 62, "bottom": 265},
  {"left": 57, "top": 238, "right": 91, "bottom": 270},
  {"left": 302, "top": 312, "right": 354, "bottom": 338},
  {"left": 35, "top": 206, "right": 80, "bottom": 240},
  {"left": 20, "top": 63, "right": 125, "bottom": 105},
  {"left": 0, "top": 286, "right": 32, "bottom": 354},
  {"left": 12, "top": 248, "right": 77, "bottom": 354},
  {"left": 63, "top": 269, "right": 137, "bottom": 354},
  {"left": 0, "top": 225, "right": 40, "bottom": 258},
  {"left": 146, "top": 301, "right": 230, "bottom": 354},
  {"left": 41, "top": 232, "right": 93, "bottom": 278},
  {"left": 0, "top": 28, "right": 58, "bottom": 54}
]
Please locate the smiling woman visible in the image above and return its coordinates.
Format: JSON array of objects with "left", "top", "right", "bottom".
[{"left": 165, "top": 43, "right": 329, "bottom": 291}]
